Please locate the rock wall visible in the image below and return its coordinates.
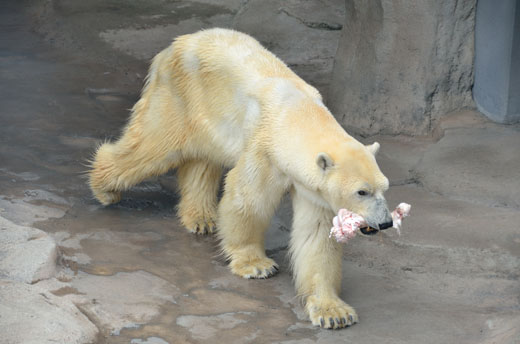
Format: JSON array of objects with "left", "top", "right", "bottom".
[
  {"left": 34, "top": 0, "right": 345, "bottom": 100},
  {"left": 233, "top": 0, "right": 345, "bottom": 98},
  {"left": 328, "top": 0, "right": 476, "bottom": 136}
]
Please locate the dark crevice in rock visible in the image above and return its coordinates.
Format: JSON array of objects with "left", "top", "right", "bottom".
[
  {"left": 424, "top": 85, "right": 439, "bottom": 133},
  {"left": 232, "top": 0, "right": 252, "bottom": 26},
  {"left": 279, "top": 8, "right": 342, "bottom": 31},
  {"left": 76, "top": 304, "right": 106, "bottom": 342}
]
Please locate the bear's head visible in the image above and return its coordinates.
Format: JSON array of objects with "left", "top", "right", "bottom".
[{"left": 314, "top": 141, "right": 393, "bottom": 233}]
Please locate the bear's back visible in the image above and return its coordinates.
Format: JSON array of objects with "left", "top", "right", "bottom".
[
  {"left": 172, "top": 28, "right": 297, "bottom": 84},
  {"left": 144, "top": 28, "right": 325, "bottom": 166}
]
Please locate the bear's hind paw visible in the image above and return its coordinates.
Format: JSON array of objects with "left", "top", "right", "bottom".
[
  {"left": 179, "top": 211, "right": 216, "bottom": 235},
  {"left": 230, "top": 256, "right": 279, "bottom": 279},
  {"left": 186, "top": 220, "right": 216, "bottom": 235},
  {"left": 93, "top": 190, "right": 121, "bottom": 206}
]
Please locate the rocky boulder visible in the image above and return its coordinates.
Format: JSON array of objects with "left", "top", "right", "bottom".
[
  {"left": 0, "top": 280, "right": 98, "bottom": 344},
  {"left": 0, "top": 216, "right": 57, "bottom": 283}
]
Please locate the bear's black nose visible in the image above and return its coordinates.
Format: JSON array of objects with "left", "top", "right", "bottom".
[{"left": 378, "top": 221, "right": 393, "bottom": 230}]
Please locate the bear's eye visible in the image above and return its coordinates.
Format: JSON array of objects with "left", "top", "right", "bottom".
[{"left": 357, "top": 190, "right": 368, "bottom": 196}]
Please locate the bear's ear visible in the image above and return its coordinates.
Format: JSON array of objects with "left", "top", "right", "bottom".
[
  {"left": 316, "top": 152, "right": 334, "bottom": 171},
  {"left": 367, "top": 142, "right": 380, "bottom": 156}
]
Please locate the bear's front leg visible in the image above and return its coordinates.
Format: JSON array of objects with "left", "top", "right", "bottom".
[
  {"left": 290, "top": 189, "right": 358, "bottom": 329},
  {"left": 218, "top": 152, "right": 288, "bottom": 279}
]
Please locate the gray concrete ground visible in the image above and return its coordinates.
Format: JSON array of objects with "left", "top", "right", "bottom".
[{"left": 0, "top": 1, "right": 519, "bottom": 343}]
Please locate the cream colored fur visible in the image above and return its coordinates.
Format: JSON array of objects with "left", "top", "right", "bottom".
[{"left": 88, "top": 28, "right": 390, "bottom": 329}]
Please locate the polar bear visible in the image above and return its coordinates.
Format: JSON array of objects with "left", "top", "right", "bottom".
[{"left": 89, "top": 28, "right": 393, "bottom": 329}]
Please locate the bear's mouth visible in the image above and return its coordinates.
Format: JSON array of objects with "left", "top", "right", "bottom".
[{"left": 360, "top": 226, "right": 379, "bottom": 235}]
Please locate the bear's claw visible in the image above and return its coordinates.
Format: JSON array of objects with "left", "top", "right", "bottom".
[
  {"left": 307, "top": 295, "right": 358, "bottom": 329},
  {"left": 187, "top": 220, "right": 216, "bottom": 235}
]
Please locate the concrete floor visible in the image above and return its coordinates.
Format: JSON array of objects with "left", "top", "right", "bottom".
[{"left": 1, "top": 1, "right": 519, "bottom": 343}]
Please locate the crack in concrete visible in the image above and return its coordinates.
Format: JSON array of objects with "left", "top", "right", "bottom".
[
  {"left": 279, "top": 8, "right": 343, "bottom": 31},
  {"left": 232, "top": 0, "right": 252, "bottom": 27},
  {"left": 390, "top": 177, "right": 421, "bottom": 187}
]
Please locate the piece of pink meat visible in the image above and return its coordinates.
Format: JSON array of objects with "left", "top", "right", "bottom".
[{"left": 329, "top": 203, "right": 411, "bottom": 243}]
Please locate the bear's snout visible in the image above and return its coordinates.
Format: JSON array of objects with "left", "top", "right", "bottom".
[
  {"left": 378, "top": 220, "right": 393, "bottom": 230},
  {"left": 359, "top": 219, "right": 392, "bottom": 236}
]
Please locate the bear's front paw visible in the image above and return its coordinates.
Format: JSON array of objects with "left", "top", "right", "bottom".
[
  {"left": 230, "top": 256, "right": 279, "bottom": 279},
  {"left": 306, "top": 295, "right": 358, "bottom": 329}
]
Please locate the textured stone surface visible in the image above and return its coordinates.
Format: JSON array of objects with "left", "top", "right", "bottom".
[
  {"left": 2, "top": 1, "right": 520, "bottom": 343},
  {"left": 0, "top": 215, "right": 58, "bottom": 283},
  {"left": 0, "top": 279, "right": 99, "bottom": 344},
  {"left": 329, "top": 0, "right": 476, "bottom": 135},
  {"left": 72, "top": 270, "right": 180, "bottom": 336},
  {"left": 416, "top": 124, "right": 520, "bottom": 209},
  {"left": 0, "top": 189, "right": 68, "bottom": 226},
  {"left": 233, "top": 0, "right": 345, "bottom": 97},
  {"left": 32, "top": 0, "right": 344, "bottom": 99}
]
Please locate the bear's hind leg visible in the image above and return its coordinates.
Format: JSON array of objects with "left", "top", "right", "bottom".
[
  {"left": 89, "top": 132, "right": 180, "bottom": 205},
  {"left": 176, "top": 160, "right": 222, "bottom": 235},
  {"left": 290, "top": 190, "right": 358, "bottom": 329},
  {"left": 89, "top": 72, "right": 187, "bottom": 205},
  {"left": 218, "top": 153, "right": 288, "bottom": 279},
  {"left": 89, "top": 142, "right": 124, "bottom": 205}
]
